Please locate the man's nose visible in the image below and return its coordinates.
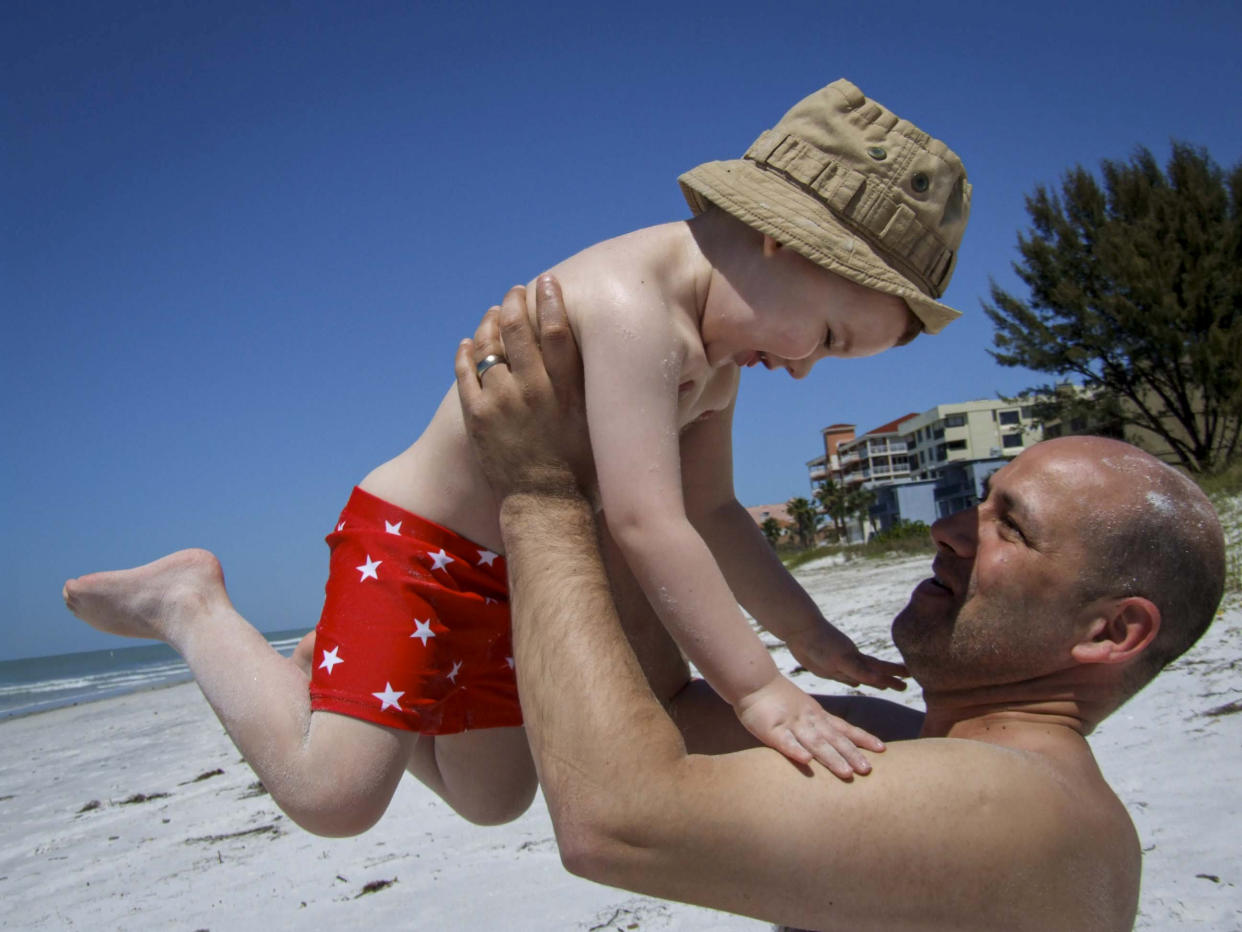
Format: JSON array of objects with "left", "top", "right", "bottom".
[{"left": 930, "top": 505, "right": 977, "bottom": 556}]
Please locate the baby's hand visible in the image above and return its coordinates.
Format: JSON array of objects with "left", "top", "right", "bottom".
[
  {"left": 733, "top": 675, "right": 884, "bottom": 779},
  {"left": 785, "top": 621, "right": 908, "bottom": 692}
]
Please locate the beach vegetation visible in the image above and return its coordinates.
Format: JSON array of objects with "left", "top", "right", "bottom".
[
  {"left": 785, "top": 496, "right": 821, "bottom": 550},
  {"left": 1197, "top": 463, "right": 1242, "bottom": 594},
  {"left": 814, "top": 480, "right": 850, "bottom": 540},
  {"left": 780, "top": 520, "right": 935, "bottom": 571},
  {"left": 984, "top": 142, "right": 1242, "bottom": 474},
  {"left": 760, "top": 516, "right": 783, "bottom": 547}
]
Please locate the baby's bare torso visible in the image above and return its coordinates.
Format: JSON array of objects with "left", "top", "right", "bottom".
[{"left": 359, "top": 222, "right": 737, "bottom": 552}]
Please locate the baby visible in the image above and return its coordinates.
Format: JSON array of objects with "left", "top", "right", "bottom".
[{"left": 64, "top": 79, "right": 971, "bottom": 835}]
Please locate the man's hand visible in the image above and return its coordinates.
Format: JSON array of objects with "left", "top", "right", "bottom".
[
  {"left": 733, "top": 674, "right": 884, "bottom": 779},
  {"left": 455, "top": 276, "right": 595, "bottom": 498},
  {"left": 785, "top": 622, "right": 909, "bottom": 692}
]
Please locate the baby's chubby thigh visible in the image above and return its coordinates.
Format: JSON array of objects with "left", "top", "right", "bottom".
[{"left": 406, "top": 726, "right": 537, "bottom": 826}]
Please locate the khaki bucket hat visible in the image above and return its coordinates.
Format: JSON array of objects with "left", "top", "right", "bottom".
[{"left": 679, "top": 79, "right": 971, "bottom": 334}]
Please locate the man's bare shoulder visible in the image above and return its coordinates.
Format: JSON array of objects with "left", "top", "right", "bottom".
[
  {"left": 645, "top": 725, "right": 1141, "bottom": 931},
  {"left": 836, "top": 732, "right": 1140, "bottom": 929}
]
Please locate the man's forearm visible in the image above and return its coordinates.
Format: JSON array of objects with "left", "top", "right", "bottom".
[{"left": 500, "top": 491, "right": 686, "bottom": 824}]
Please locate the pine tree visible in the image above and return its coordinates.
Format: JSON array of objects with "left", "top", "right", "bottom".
[{"left": 984, "top": 142, "right": 1242, "bottom": 473}]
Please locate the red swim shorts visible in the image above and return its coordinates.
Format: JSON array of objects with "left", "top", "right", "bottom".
[{"left": 308, "top": 487, "right": 519, "bottom": 734}]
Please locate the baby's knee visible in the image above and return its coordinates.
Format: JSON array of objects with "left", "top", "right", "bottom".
[
  {"left": 428, "top": 729, "right": 539, "bottom": 825},
  {"left": 281, "top": 787, "right": 390, "bottom": 838},
  {"left": 455, "top": 770, "right": 537, "bottom": 826}
]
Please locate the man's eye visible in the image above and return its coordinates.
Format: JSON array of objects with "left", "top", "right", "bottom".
[{"left": 1000, "top": 516, "right": 1024, "bottom": 540}]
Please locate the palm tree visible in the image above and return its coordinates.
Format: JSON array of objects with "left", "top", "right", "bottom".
[
  {"left": 760, "top": 516, "right": 783, "bottom": 548},
  {"left": 814, "top": 480, "right": 849, "bottom": 542},
  {"left": 846, "top": 487, "right": 877, "bottom": 541},
  {"left": 785, "top": 496, "right": 820, "bottom": 550}
]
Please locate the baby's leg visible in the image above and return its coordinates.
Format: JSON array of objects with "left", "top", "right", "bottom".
[
  {"left": 288, "top": 627, "right": 536, "bottom": 826},
  {"left": 63, "top": 549, "right": 412, "bottom": 837},
  {"left": 406, "top": 727, "right": 537, "bottom": 826}
]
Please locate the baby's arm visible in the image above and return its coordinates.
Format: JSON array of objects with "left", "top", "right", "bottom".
[
  {"left": 680, "top": 402, "right": 907, "bottom": 692},
  {"left": 575, "top": 298, "right": 881, "bottom": 776}
]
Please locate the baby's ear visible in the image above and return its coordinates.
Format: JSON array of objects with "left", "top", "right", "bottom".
[{"left": 762, "top": 235, "right": 784, "bottom": 258}]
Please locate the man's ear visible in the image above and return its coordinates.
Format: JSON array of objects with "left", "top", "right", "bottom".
[
  {"left": 761, "top": 235, "right": 784, "bottom": 258},
  {"left": 1071, "top": 597, "right": 1161, "bottom": 665}
]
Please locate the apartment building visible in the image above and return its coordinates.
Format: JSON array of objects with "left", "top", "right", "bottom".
[
  {"left": 804, "top": 398, "right": 1045, "bottom": 540},
  {"left": 806, "top": 423, "right": 856, "bottom": 487},
  {"left": 834, "top": 414, "right": 917, "bottom": 489},
  {"left": 810, "top": 400, "right": 1042, "bottom": 493},
  {"left": 901, "top": 399, "right": 1043, "bottom": 480}
]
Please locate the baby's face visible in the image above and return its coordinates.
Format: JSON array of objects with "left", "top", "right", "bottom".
[{"left": 704, "top": 244, "right": 914, "bottom": 378}]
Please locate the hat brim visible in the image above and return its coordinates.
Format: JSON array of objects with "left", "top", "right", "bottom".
[{"left": 679, "top": 160, "right": 962, "bottom": 335}]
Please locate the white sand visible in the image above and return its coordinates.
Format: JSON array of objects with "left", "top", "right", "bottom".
[{"left": 2, "top": 555, "right": 1238, "bottom": 930}]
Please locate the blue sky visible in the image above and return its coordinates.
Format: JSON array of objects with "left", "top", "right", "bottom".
[{"left": 5, "top": 1, "right": 1241, "bottom": 659}]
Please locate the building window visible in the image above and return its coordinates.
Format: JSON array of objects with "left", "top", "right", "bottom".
[
  {"left": 998, "top": 410, "right": 1020, "bottom": 426},
  {"left": 946, "top": 439, "right": 967, "bottom": 451},
  {"left": 944, "top": 414, "right": 966, "bottom": 428},
  {"left": 1002, "top": 432, "right": 1023, "bottom": 448}
]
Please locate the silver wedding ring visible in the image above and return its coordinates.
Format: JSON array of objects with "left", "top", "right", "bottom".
[{"left": 475, "top": 353, "right": 507, "bottom": 379}]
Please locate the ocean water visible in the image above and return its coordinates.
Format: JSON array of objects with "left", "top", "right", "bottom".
[{"left": 0, "top": 629, "right": 307, "bottom": 721}]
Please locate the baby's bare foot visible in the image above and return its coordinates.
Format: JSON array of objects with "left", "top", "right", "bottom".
[{"left": 62, "top": 549, "right": 228, "bottom": 644}]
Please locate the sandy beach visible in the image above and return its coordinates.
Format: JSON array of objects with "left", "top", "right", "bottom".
[{"left": 3, "top": 554, "right": 1238, "bottom": 930}]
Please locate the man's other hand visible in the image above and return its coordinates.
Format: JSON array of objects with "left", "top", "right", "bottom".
[{"left": 455, "top": 276, "right": 594, "bottom": 498}]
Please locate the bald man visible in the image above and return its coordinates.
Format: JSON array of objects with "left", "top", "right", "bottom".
[{"left": 454, "top": 281, "right": 1226, "bottom": 932}]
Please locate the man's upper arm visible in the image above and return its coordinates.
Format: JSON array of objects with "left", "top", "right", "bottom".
[{"left": 577, "top": 738, "right": 1117, "bottom": 932}]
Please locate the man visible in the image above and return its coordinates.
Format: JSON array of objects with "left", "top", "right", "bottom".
[{"left": 453, "top": 282, "right": 1226, "bottom": 932}]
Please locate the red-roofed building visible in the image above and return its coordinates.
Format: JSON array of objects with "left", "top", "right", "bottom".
[
  {"left": 745, "top": 503, "right": 792, "bottom": 527},
  {"left": 834, "top": 413, "right": 919, "bottom": 489}
]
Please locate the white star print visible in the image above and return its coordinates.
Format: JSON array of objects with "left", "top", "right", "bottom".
[
  {"left": 485, "top": 597, "right": 497, "bottom": 605},
  {"left": 356, "top": 555, "right": 382, "bottom": 581},
  {"left": 410, "top": 618, "right": 435, "bottom": 645},
  {"left": 429, "top": 549, "right": 454, "bottom": 572},
  {"left": 447, "top": 660, "right": 462, "bottom": 683},
  {"left": 476, "top": 548, "right": 498, "bottom": 567},
  {"left": 337, "top": 521, "right": 346, "bottom": 532},
  {"left": 373, "top": 682, "right": 404, "bottom": 711},
  {"left": 385, "top": 520, "right": 403, "bottom": 535},
  {"left": 318, "top": 646, "right": 343, "bottom": 674},
  {"left": 505, "top": 656, "right": 514, "bottom": 670}
]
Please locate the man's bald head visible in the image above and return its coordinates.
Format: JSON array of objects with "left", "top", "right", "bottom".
[{"left": 1052, "top": 437, "right": 1226, "bottom": 698}]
